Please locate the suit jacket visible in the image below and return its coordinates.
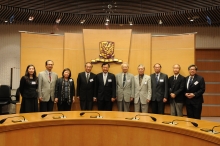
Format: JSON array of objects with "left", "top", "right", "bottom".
[
  {"left": 55, "top": 77, "right": 75, "bottom": 103},
  {"left": 115, "top": 73, "right": 134, "bottom": 102},
  {"left": 96, "top": 72, "right": 116, "bottom": 101},
  {"left": 134, "top": 74, "right": 152, "bottom": 104},
  {"left": 150, "top": 72, "right": 169, "bottom": 102},
  {"left": 185, "top": 74, "right": 205, "bottom": 104},
  {"left": 76, "top": 72, "right": 96, "bottom": 101},
  {"left": 38, "top": 70, "right": 58, "bottom": 101},
  {"left": 168, "top": 74, "right": 185, "bottom": 103}
]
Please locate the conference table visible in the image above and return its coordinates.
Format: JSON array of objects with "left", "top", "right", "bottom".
[{"left": 0, "top": 111, "right": 219, "bottom": 146}]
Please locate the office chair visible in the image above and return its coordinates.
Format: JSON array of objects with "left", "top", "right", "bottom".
[{"left": 0, "top": 85, "right": 12, "bottom": 114}]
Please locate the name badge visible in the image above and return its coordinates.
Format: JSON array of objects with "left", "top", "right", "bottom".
[
  {"left": 160, "top": 79, "right": 164, "bottom": 82},
  {"left": 108, "top": 79, "right": 112, "bottom": 82},
  {"left": 32, "top": 81, "right": 36, "bottom": 85},
  {"left": 69, "top": 79, "right": 73, "bottom": 82},
  {"left": 90, "top": 79, "right": 94, "bottom": 82},
  {"left": 127, "top": 79, "right": 130, "bottom": 82},
  {"left": 194, "top": 81, "right": 199, "bottom": 85}
]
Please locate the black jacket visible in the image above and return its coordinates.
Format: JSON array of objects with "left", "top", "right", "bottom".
[{"left": 55, "top": 78, "right": 75, "bottom": 103}]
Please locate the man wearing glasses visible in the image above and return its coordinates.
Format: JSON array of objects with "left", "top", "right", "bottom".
[{"left": 38, "top": 60, "right": 58, "bottom": 112}]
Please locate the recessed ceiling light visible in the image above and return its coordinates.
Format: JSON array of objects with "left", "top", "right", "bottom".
[
  {"left": 56, "top": 18, "right": 61, "bottom": 24},
  {"left": 29, "top": 16, "right": 34, "bottom": 21}
]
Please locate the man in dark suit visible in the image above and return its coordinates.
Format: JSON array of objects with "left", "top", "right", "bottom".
[
  {"left": 168, "top": 64, "right": 185, "bottom": 117},
  {"left": 95, "top": 63, "right": 116, "bottom": 111},
  {"left": 150, "top": 63, "right": 168, "bottom": 114},
  {"left": 185, "top": 64, "right": 205, "bottom": 119},
  {"left": 77, "top": 62, "right": 96, "bottom": 110}
]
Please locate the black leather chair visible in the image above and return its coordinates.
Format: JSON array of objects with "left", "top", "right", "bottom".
[{"left": 0, "top": 85, "right": 18, "bottom": 114}]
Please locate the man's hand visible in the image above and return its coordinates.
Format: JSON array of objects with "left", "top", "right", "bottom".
[
  {"left": 111, "top": 98, "right": 116, "bottom": 102},
  {"left": 170, "top": 93, "right": 176, "bottom": 98},
  {"left": 54, "top": 98, "right": 58, "bottom": 103},
  {"left": 163, "top": 98, "right": 167, "bottom": 102}
]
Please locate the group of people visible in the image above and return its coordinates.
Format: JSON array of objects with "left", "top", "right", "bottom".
[{"left": 19, "top": 60, "right": 205, "bottom": 119}]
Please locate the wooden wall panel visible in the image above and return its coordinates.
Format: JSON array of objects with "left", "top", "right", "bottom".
[
  {"left": 151, "top": 34, "right": 195, "bottom": 77},
  {"left": 196, "top": 62, "right": 220, "bottom": 71},
  {"left": 83, "top": 29, "right": 132, "bottom": 75},
  {"left": 21, "top": 33, "right": 64, "bottom": 78},
  {"left": 195, "top": 49, "right": 220, "bottom": 116},
  {"left": 205, "top": 84, "right": 220, "bottom": 93},
  {"left": 197, "top": 72, "right": 220, "bottom": 82},
  {"left": 63, "top": 33, "right": 85, "bottom": 110},
  {"left": 204, "top": 95, "right": 220, "bottom": 104},
  {"left": 129, "top": 34, "right": 151, "bottom": 75}
]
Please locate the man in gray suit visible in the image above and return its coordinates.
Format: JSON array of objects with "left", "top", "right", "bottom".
[
  {"left": 134, "top": 64, "right": 152, "bottom": 113},
  {"left": 150, "top": 63, "right": 168, "bottom": 114},
  {"left": 38, "top": 60, "right": 58, "bottom": 112},
  {"left": 116, "top": 63, "right": 134, "bottom": 112}
]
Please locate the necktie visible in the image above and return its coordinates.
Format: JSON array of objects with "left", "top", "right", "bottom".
[
  {"left": 156, "top": 74, "right": 158, "bottom": 84},
  {"left": 189, "top": 77, "right": 193, "bottom": 86},
  {"left": 123, "top": 73, "right": 126, "bottom": 87},
  {"left": 86, "top": 73, "right": 89, "bottom": 83},
  {"left": 174, "top": 76, "right": 176, "bottom": 80},
  {"left": 104, "top": 74, "right": 107, "bottom": 85},
  {"left": 139, "top": 75, "right": 143, "bottom": 86},
  {"left": 49, "top": 73, "right": 51, "bottom": 81}
]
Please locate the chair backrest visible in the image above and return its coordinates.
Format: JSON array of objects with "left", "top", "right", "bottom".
[
  {"left": 0, "top": 85, "right": 11, "bottom": 102},
  {"left": 15, "top": 87, "right": 20, "bottom": 102}
]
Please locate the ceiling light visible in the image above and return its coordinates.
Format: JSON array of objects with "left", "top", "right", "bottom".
[
  {"left": 56, "top": 18, "right": 61, "bottom": 24},
  {"left": 106, "top": 18, "right": 110, "bottom": 22},
  {"left": 80, "top": 19, "right": 85, "bottom": 24},
  {"left": 28, "top": 16, "right": 34, "bottom": 21},
  {"left": 159, "top": 20, "right": 163, "bottom": 24},
  {"left": 129, "top": 21, "right": 133, "bottom": 25},
  {"left": 4, "top": 20, "right": 8, "bottom": 23},
  {"left": 105, "top": 22, "right": 109, "bottom": 25}
]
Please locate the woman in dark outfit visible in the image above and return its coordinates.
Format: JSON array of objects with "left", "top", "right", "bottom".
[
  {"left": 55, "top": 68, "right": 75, "bottom": 111},
  {"left": 19, "top": 64, "right": 38, "bottom": 113}
]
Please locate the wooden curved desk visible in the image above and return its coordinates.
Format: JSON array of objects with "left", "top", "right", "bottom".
[{"left": 0, "top": 111, "right": 219, "bottom": 146}]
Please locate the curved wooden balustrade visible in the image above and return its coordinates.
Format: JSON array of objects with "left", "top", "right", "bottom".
[{"left": 0, "top": 111, "right": 219, "bottom": 146}]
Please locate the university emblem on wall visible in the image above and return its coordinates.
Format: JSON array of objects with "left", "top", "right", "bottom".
[{"left": 91, "top": 41, "right": 122, "bottom": 63}]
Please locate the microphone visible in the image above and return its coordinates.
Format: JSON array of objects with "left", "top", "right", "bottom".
[
  {"left": 80, "top": 112, "right": 103, "bottom": 118},
  {"left": 162, "top": 119, "right": 198, "bottom": 127},
  {"left": 200, "top": 125, "right": 220, "bottom": 134},
  {"left": 125, "top": 114, "right": 157, "bottom": 121},
  {"left": 41, "top": 113, "right": 66, "bottom": 119},
  {"left": 0, "top": 115, "right": 26, "bottom": 124}
]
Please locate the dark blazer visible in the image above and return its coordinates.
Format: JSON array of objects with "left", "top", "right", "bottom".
[
  {"left": 150, "top": 73, "right": 169, "bottom": 102},
  {"left": 168, "top": 74, "right": 186, "bottom": 103},
  {"left": 19, "top": 76, "right": 38, "bottom": 99},
  {"left": 55, "top": 78, "right": 75, "bottom": 103},
  {"left": 185, "top": 74, "right": 205, "bottom": 104},
  {"left": 76, "top": 72, "right": 96, "bottom": 101},
  {"left": 96, "top": 72, "right": 116, "bottom": 101}
]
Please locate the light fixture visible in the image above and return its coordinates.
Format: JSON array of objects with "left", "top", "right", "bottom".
[
  {"left": 106, "top": 18, "right": 110, "bottom": 22},
  {"left": 4, "top": 20, "right": 8, "bottom": 23},
  {"left": 28, "top": 16, "right": 34, "bottom": 21},
  {"left": 105, "top": 22, "right": 109, "bottom": 25},
  {"left": 56, "top": 18, "right": 61, "bottom": 24},
  {"left": 129, "top": 21, "right": 133, "bottom": 25},
  {"left": 159, "top": 20, "right": 163, "bottom": 24},
  {"left": 80, "top": 19, "right": 85, "bottom": 24}
]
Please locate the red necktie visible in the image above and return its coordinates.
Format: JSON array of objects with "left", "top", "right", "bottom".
[{"left": 49, "top": 73, "right": 51, "bottom": 81}]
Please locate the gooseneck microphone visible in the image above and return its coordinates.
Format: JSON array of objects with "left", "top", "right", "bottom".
[
  {"left": 125, "top": 114, "right": 157, "bottom": 121},
  {"left": 80, "top": 112, "right": 103, "bottom": 118},
  {"left": 172, "top": 119, "right": 198, "bottom": 127},
  {"left": 41, "top": 113, "right": 66, "bottom": 119},
  {"left": 201, "top": 125, "right": 220, "bottom": 134},
  {"left": 0, "top": 115, "right": 26, "bottom": 124},
  {"left": 162, "top": 119, "right": 198, "bottom": 127}
]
